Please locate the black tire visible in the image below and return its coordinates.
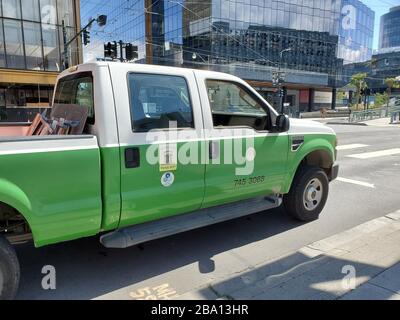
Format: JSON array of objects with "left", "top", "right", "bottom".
[
  {"left": 0, "top": 235, "right": 20, "bottom": 300},
  {"left": 283, "top": 165, "right": 329, "bottom": 222}
]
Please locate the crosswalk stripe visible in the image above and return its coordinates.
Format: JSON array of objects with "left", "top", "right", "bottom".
[
  {"left": 336, "top": 144, "right": 369, "bottom": 151},
  {"left": 336, "top": 177, "right": 375, "bottom": 188},
  {"left": 347, "top": 148, "right": 400, "bottom": 159}
]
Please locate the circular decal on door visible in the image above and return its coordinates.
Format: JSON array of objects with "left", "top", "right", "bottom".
[
  {"left": 161, "top": 172, "right": 175, "bottom": 187},
  {"left": 246, "top": 147, "right": 257, "bottom": 162}
]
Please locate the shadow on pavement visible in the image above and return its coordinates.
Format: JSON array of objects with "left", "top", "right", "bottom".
[{"left": 16, "top": 207, "right": 305, "bottom": 299}]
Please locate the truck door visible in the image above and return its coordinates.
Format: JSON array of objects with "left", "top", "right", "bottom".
[
  {"left": 194, "top": 72, "right": 289, "bottom": 208},
  {"left": 111, "top": 66, "right": 206, "bottom": 228}
]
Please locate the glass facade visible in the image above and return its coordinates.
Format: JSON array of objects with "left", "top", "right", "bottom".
[
  {"left": 0, "top": 0, "right": 80, "bottom": 122},
  {"left": 0, "top": 0, "right": 79, "bottom": 71},
  {"left": 338, "top": 0, "right": 374, "bottom": 64},
  {"left": 80, "top": 0, "right": 374, "bottom": 111},
  {"left": 379, "top": 6, "right": 400, "bottom": 50}
]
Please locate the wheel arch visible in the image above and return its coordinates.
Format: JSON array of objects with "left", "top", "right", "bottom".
[
  {"left": 0, "top": 179, "right": 35, "bottom": 244},
  {"left": 284, "top": 143, "right": 335, "bottom": 193}
]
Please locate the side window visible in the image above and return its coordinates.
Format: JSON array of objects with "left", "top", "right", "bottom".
[
  {"left": 206, "top": 80, "right": 269, "bottom": 131},
  {"left": 53, "top": 73, "right": 95, "bottom": 125},
  {"left": 128, "top": 73, "right": 194, "bottom": 132}
]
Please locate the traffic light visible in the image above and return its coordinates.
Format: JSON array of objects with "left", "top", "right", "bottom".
[
  {"left": 125, "top": 43, "right": 138, "bottom": 61},
  {"left": 83, "top": 30, "right": 90, "bottom": 46},
  {"left": 104, "top": 42, "right": 117, "bottom": 59}
]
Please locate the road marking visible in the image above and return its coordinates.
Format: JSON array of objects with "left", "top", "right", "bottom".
[
  {"left": 347, "top": 148, "right": 400, "bottom": 159},
  {"left": 129, "top": 283, "right": 178, "bottom": 300},
  {"left": 336, "top": 144, "right": 369, "bottom": 151},
  {"left": 336, "top": 177, "right": 375, "bottom": 189}
]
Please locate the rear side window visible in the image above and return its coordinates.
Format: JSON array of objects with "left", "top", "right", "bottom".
[
  {"left": 53, "top": 72, "right": 95, "bottom": 125},
  {"left": 128, "top": 73, "right": 194, "bottom": 132}
]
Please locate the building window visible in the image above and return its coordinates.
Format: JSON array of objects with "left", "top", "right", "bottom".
[
  {"left": 21, "top": 0, "right": 40, "bottom": 22},
  {"left": 3, "top": 19, "right": 25, "bottom": 69},
  {"left": 2, "top": 0, "right": 21, "bottom": 19},
  {"left": 0, "top": 0, "right": 78, "bottom": 71},
  {"left": 0, "top": 19, "right": 5, "bottom": 67},
  {"left": 24, "top": 21, "right": 44, "bottom": 70}
]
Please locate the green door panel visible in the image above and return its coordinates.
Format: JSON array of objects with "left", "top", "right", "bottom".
[
  {"left": 0, "top": 148, "right": 102, "bottom": 247},
  {"left": 203, "top": 134, "right": 289, "bottom": 208},
  {"left": 119, "top": 142, "right": 206, "bottom": 228}
]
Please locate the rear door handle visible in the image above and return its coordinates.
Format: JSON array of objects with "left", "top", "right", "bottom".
[{"left": 125, "top": 147, "right": 140, "bottom": 168}]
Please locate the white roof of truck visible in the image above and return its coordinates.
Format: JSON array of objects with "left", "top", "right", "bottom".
[{"left": 58, "top": 61, "right": 241, "bottom": 82}]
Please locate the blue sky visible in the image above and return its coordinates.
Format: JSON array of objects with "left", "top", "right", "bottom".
[{"left": 361, "top": 0, "right": 400, "bottom": 49}]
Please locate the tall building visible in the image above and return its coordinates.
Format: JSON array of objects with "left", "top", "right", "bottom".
[
  {"left": 379, "top": 6, "right": 400, "bottom": 52},
  {"left": 81, "top": 0, "right": 374, "bottom": 111},
  {"left": 339, "top": 0, "right": 374, "bottom": 64},
  {"left": 0, "top": 0, "right": 81, "bottom": 122}
]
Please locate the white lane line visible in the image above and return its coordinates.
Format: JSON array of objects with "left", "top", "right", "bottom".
[
  {"left": 336, "top": 177, "right": 375, "bottom": 189},
  {"left": 336, "top": 144, "right": 369, "bottom": 151},
  {"left": 347, "top": 148, "right": 400, "bottom": 159}
]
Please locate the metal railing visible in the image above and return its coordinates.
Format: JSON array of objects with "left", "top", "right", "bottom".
[
  {"left": 390, "top": 107, "right": 400, "bottom": 124},
  {"left": 349, "top": 108, "right": 388, "bottom": 123}
]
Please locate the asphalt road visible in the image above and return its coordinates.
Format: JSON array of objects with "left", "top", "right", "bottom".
[{"left": 15, "top": 124, "right": 400, "bottom": 300}]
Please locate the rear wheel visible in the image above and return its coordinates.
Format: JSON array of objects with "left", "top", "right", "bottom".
[
  {"left": 0, "top": 235, "right": 20, "bottom": 300},
  {"left": 283, "top": 166, "right": 329, "bottom": 222}
]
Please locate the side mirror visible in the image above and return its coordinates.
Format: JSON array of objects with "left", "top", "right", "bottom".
[{"left": 276, "top": 114, "right": 290, "bottom": 132}]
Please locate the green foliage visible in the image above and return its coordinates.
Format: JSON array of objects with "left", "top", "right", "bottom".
[
  {"left": 349, "top": 73, "right": 368, "bottom": 110},
  {"left": 373, "top": 92, "right": 389, "bottom": 108}
]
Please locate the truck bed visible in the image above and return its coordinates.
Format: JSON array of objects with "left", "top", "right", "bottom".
[{"left": 0, "top": 134, "right": 103, "bottom": 247}]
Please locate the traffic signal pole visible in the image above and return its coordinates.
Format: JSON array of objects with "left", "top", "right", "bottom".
[{"left": 62, "top": 15, "right": 107, "bottom": 70}]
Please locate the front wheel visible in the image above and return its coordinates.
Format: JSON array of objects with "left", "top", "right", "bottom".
[
  {"left": 283, "top": 166, "right": 329, "bottom": 222},
  {"left": 0, "top": 235, "right": 20, "bottom": 300}
]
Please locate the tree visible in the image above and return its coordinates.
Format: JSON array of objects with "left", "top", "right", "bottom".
[
  {"left": 384, "top": 77, "right": 400, "bottom": 109},
  {"left": 374, "top": 92, "right": 389, "bottom": 109},
  {"left": 349, "top": 73, "right": 368, "bottom": 110}
]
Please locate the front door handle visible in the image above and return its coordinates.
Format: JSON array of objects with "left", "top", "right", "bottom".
[{"left": 125, "top": 147, "right": 140, "bottom": 168}]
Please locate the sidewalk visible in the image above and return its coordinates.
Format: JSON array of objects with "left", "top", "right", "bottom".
[{"left": 178, "top": 210, "right": 400, "bottom": 300}]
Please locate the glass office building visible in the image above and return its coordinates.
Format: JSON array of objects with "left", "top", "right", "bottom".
[
  {"left": 0, "top": 0, "right": 81, "bottom": 122},
  {"left": 339, "top": 0, "right": 374, "bottom": 64},
  {"left": 81, "top": 0, "right": 375, "bottom": 111},
  {"left": 379, "top": 6, "right": 400, "bottom": 51}
]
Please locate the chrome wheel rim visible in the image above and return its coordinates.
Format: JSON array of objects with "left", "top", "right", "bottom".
[{"left": 303, "top": 178, "right": 323, "bottom": 211}]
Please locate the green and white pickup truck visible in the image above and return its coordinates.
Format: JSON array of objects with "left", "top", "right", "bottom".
[{"left": 0, "top": 62, "right": 338, "bottom": 299}]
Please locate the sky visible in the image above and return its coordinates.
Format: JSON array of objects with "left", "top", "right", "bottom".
[{"left": 361, "top": 0, "right": 400, "bottom": 50}]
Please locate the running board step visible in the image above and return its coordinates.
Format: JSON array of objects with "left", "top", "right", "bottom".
[{"left": 100, "top": 196, "right": 282, "bottom": 249}]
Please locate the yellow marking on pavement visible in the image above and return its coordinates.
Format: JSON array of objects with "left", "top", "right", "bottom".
[{"left": 129, "top": 283, "right": 178, "bottom": 300}]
